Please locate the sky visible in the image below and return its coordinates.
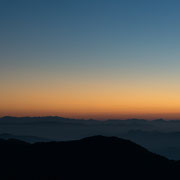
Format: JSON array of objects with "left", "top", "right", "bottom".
[{"left": 1, "top": 0, "right": 180, "bottom": 120}]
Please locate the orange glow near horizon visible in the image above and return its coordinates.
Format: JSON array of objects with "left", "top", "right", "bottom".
[{"left": 1, "top": 77, "right": 180, "bottom": 120}]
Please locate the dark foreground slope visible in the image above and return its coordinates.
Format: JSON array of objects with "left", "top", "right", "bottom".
[{"left": 0, "top": 136, "right": 178, "bottom": 180}]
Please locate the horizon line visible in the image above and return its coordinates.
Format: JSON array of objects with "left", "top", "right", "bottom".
[{"left": 0, "top": 115, "right": 178, "bottom": 121}]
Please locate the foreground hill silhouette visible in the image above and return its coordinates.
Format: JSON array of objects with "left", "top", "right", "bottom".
[{"left": 0, "top": 136, "right": 179, "bottom": 179}]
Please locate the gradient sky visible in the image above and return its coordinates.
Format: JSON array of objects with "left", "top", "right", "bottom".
[{"left": 1, "top": 0, "right": 180, "bottom": 119}]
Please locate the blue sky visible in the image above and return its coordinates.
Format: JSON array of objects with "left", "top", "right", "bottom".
[{"left": 1, "top": 0, "right": 180, "bottom": 119}]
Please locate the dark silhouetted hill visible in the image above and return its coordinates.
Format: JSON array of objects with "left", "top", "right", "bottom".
[{"left": 0, "top": 135, "right": 179, "bottom": 180}]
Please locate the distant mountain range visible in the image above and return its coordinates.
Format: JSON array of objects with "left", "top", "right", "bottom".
[
  {"left": 2, "top": 116, "right": 180, "bottom": 132},
  {"left": 2, "top": 116, "right": 180, "bottom": 159},
  {"left": 0, "top": 136, "right": 178, "bottom": 180},
  {"left": 0, "top": 133, "right": 50, "bottom": 143}
]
